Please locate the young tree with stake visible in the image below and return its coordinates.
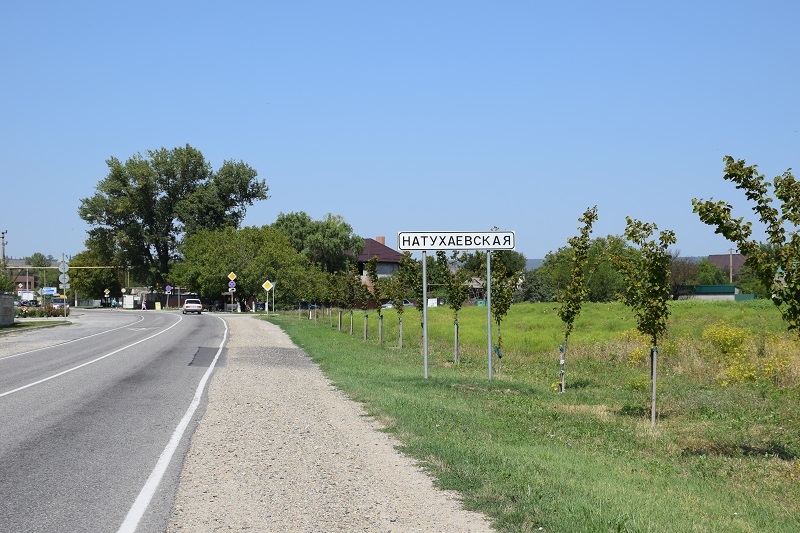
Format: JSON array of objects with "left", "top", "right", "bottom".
[
  {"left": 616, "top": 217, "right": 675, "bottom": 425},
  {"left": 556, "top": 206, "right": 597, "bottom": 393}
]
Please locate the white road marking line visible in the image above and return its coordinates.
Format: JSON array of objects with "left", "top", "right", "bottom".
[
  {"left": 0, "top": 316, "right": 182, "bottom": 398},
  {"left": 117, "top": 315, "right": 228, "bottom": 533},
  {"left": 0, "top": 315, "right": 147, "bottom": 362}
]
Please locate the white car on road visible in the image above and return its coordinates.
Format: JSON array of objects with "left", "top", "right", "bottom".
[{"left": 182, "top": 299, "right": 204, "bottom": 314}]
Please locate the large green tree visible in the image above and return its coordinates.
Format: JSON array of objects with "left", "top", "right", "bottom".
[
  {"left": 586, "top": 236, "right": 629, "bottom": 302},
  {"left": 24, "top": 252, "right": 55, "bottom": 293},
  {"left": 69, "top": 246, "right": 122, "bottom": 299},
  {"left": 736, "top": 261, "right": 771, "bottom": 297},
  {"left": 26, "top": 252, "right": 53, "bottom": 267},
  {"left": 693, "top": 156, "right": 800, "bottom": 332},
  {"left": 537, "top": 236, "right": 630, "bottom": 303},
  {"left": 516, "top": 268, "right": 555, "bottom": 303},
  {"left": 79, "top": 144, "right": 267, "bottom": 289},
  {"left": 175, "top": 225, "right": 309, "bottom": 308},
  {"left": 462, "top": 249, "right": 526, "bottom": 280},
  {"left": 668, "top": 253, "right": 700, "bottom": 299},
  {"left": 272, "top": 212, "right": 364, "bottom": 273},
  {"left": 692, "top": 259, "right": 728, "bottom": 285}
]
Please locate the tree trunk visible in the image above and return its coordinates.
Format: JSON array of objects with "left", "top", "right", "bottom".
[
  {"left": 363, "top": 313, "right": 368, "bottom": 341},
  {"left": 454, "top": 320, "right": 460, "bottom": 364},
  {"left": 496, "top": 323, "right": 502, "bottom": 374},
  {"left": 398, "top": 317, "right": 403, "bottom": 349},
  {"left": 559, "top": 338, "right": 568, "bottom": 394},
  {"left": 378, "top": 314, "right": 383, "bottom": 345},
  {"left": 651, "top": 345, "right": 658, "bottom": 425}
]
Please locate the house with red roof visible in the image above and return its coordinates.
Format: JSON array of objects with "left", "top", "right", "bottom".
[{"left": 356, "top": 236, "right": 404, "bottom": 281}]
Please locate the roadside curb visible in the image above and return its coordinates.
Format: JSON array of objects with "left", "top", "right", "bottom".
[{"left": 0, "top": 320, "right": 73, "bottom": 336}]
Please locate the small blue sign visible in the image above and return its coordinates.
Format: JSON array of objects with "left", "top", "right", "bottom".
[{"left": 228, "top": 280, "right": 236, "bottom": 288}]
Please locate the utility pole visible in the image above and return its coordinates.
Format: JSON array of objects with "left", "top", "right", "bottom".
[
  {"left": 729, "top": 248, "right": 734, "bottom": 283},
  {"left": 1, "top": 230, "right": 7, "bottom": 272}
]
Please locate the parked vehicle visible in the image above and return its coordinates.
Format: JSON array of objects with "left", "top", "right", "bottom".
[
  {"left": 381, "top": 299, "right": 413, "bottom": 309},
  {"left": 182, "top": 298, "right": 204, "bottom": 314},
  {"left": 51, "top": 298, "right": 70, "bottom": 310}
]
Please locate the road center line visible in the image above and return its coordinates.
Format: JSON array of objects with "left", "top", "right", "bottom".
[
  {"left": 0, "top": 315, "right": 182, "bottom": 398},
  {"left": 117, "top": 315, "right": 229, "bottom": 533}
]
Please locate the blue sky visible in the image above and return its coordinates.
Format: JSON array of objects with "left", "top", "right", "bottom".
[{"left": 1, "top": 1, "right": 798, "bottom": 262}]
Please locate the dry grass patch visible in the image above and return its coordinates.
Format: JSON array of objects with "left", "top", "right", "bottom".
[{"left": 555, "top": 403, "right": 614, "bottom": 422}]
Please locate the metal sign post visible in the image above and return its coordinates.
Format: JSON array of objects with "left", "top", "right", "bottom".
[
  {"left": 398, "top": 231, "right": 515, "bottom": 380},
  {"left": 486, "top": 251, "right": 492, "bottom": 380},
  {"left": 58, "top": 259, "right": 69, "bottom": 319},
  {"left": 228, "top": 272, "right": 237, "bottom": 311},
  {"left": 262, "top": 280, "right": 274, "bottom": 313},
  {"left": 422, "top": 251, "right": 428, "bottom": 379}
]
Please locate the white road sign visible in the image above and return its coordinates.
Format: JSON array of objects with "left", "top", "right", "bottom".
[{"left": 398, "top": 231, "right": 515, "bottom": 251}]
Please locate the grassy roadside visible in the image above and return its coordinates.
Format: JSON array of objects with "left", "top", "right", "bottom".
[
  {"left": 0, "top": 320, "right": 71, "bottom": 335},
  {"left": 267, "top": 301, "right": 800, "bottom": 532}
]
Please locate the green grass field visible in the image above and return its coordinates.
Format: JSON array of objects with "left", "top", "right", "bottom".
[{"left": 268, "top": 300, "right": 800, "bottom": 532}]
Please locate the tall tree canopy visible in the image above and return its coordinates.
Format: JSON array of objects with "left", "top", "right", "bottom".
[
  {"left": 272, "top": 211, "right": 364, "bottom": 273},
  {"left": 692, "top": 259, "right": 729, "bottom": 285},
  {"left": 69, "top": 246, "right": 122, "bottom": 299},
  {"left": 536, "top": 235, "right": 631, "bottom": 303},
  {"left": 175, "top": 225, "right": 311, "bottom": 307},
  {"left": 78, "top": 144, "right": 268, "bottom": 288},
  {"left": 26, "top": 252, "right": 53, "bottom": 267},
  {"left": 461, "top": 249, "right": 526, "bottom": 280}
]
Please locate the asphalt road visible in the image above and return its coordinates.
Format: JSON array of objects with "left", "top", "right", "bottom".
[{"left": 0, "top": 308, "right": 228, "bottom": 532}]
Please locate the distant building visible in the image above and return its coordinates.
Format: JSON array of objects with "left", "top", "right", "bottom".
[
  {"left": 356, "top": 236, "right": 404, "bottom": 281},
  {"left": 707, "top": 253, "right": 746, "bottom": 281},
  {"left": 679, "top": 284, "right": 754, "bottom": 302}
]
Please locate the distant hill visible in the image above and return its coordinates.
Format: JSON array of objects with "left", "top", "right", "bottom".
[{"left": 526, "top": 259, "right": 544, "bottom": 270}]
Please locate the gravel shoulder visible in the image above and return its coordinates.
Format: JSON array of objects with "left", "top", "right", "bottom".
[{"left": 168, "top": 315, "right": 493, "bottom": 532}]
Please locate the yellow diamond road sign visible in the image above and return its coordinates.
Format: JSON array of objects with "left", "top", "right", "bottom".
[
  {"left": 228, "top": 272, "right": 237, "bottom": 281},
  {"left": 262, "top": 280, "right": 273, "bottom": 292}
]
